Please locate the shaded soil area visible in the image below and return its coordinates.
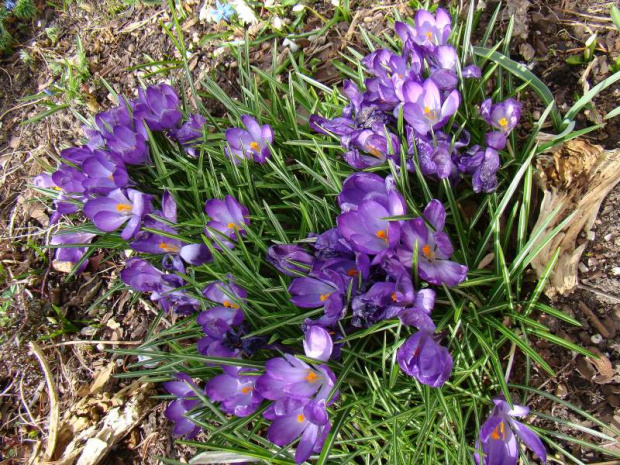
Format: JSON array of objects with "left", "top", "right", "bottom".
[{"left": 0, "top": 0, "right": 619, "bottom": 463}]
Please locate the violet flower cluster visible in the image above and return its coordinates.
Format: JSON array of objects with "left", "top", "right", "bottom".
[
  {"left": 309, "top": 8, "right": 522, "bottom": 193},
  {"left": 268, "top": 171, "right": 467, "bottom": 389},
  {"left": 34, "top": 83, "right": 209, "bottom": 273}
]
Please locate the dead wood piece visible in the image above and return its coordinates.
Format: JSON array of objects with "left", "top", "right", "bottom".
[
  {"left": 32, "top": 380, "right": 155, "bottom": 465},
  {"left": 530, "top": 135, "right": 620, "bottom": 298}
]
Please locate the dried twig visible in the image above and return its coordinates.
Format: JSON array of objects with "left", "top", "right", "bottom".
[{"left": 29, "top": 341, "right": 59, "bottom": 462}]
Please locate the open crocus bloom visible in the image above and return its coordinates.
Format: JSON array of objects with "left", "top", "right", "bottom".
[
  {"left": 205, "top": 367, "right": 264, "bottom": 417},
  {"left": 83, "top": 188, "right": 153, "bottom": 240},
  {"left": 396, "top": 199, "right": 468, "bottom": 287},
  {"left": 267, "top": 244, "right": 315, "bottom": 276},
  {"left": 475, "top": 397, "right": 547, "bottom": 465},
  {"left": 480, "top": 98, "right": 522, "bottom": 150},
  {"left": 134, "top": 83, "right": 182, "bottom": 131},
  {"left": 401, "top": 78, "right": 460, "bottom": 135},
  {"left": 225, "top": 115, "right": 274, "bottom": 164},
  {"left": 164, "top": 373, "right": 202, "bottom": 439}
]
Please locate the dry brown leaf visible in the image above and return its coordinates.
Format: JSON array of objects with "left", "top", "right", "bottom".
[
  {"left": 530, "top": 135, "right": 620, "bottom": 297},
  {"left": 89, "top": 363, "right": 115, "bottom": 395}
]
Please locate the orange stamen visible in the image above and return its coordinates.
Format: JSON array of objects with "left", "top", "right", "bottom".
[
  {"left": 305, "top": 371, "right": 320, "bottom": 383},
  {"left": 250, "top": 141, "right": 260, "bottom": 151},
  {"left": 158, "top": 242, "right": 180, "bottom": 253},
  {"left": 426, "top": 31, "right": 433, "bottom": 40},
  {"left": 297, "top": 413, "right": 305, "bottom": 423},
  {"left": 227, "top": 222, "right": 238, "bottom": 230},
  {"left": 108, "top": 174, "right": 115, "bottom": 181},
  {"left": 223, "top": 300, "right": 240, "bottom": 310},
  {"left": 391, "top": 292, "right": 398, "bottom": 302},
  {"left": 376, "top": 229, "right": 388, "bottom": 243},
  {"left": 367, "top": 145, "right": 383, "bottom": 159},
  {"left": 241, "top": 386, "right": 253, "bottom": 394},
  {"left": 421, "top": 244, "right": 434, "bottom": 260},
  {"left": 116, "top": 203, "right": 132, "bottom": 212},
  {"left": 319, "top": 293, "right": 332, "bottom": 302},
  {"left": 347, "top": 268, "right": 359, "bottom": 277}
]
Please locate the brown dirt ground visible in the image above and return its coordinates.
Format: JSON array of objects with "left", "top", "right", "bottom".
[{"left": 0, "top": 0, "right": 619, "bottom": 463}]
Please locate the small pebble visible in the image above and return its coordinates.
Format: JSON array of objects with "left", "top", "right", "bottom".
[
  {"left": 604, "top": 233, "right": 612, "bottom": 241},
  {"left": 591, "top": 334, "right": 603, "bottom": 344},
  {"left": 579, "top": 262, "right": 589, "bottom": 273},
  {"left": 612, "top": 267, "right": 620, "bottom": 276},
  {"left": 586, "top": 230, "right": 595, "bottom": 241}
]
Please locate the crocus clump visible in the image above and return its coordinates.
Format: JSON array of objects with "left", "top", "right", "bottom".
[
  {"left": 269, "top": 172, "right": 466, "bottom": 388},
  {"left": 309, "top": 8, "right": 521, "bottom": 193}
]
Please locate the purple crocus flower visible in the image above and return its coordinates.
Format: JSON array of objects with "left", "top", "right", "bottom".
[
  {"left": 337, "top": 200, "right": 401, "bottom": 255},
  {"left": 457, "top": 145, "right": 501, "bottom": 193},
  {"left": 475, "top": 397, "right": 547, "bottom": 465},
  {"left": 121, "top": 257, "right": 164, "bottom": 293},
  {"left": 398, "top": 288, "right": 437, "bottom": 331},
  {"left": 95, "top": 100, "right": 134, "bottom": 140},
  {"left": 342, "top": 128, "right": 401, "bottom": 169},
  {"left": 106, "top": 125, "right": 150, "bottom": 165},
  {"left": 134, "top": 84, "right": 182, "bottom": 131},
  {"left": 255, "top": 355, "right": 336, "bottom": 402},
  {"left": 397, "top": 328, "right": 453, "bottom": 387},
  {"left": 430, "top": 45, "right": 459, "bottom": 90},
  {"left": 264, "top": 397, "right": 331, "bottom": 464},
  {"left": 395, "top": 8, "right": 452, "bottom": 53},
  {"left": 50, "top": 232, "right": 97, "bottom": 274},
  {"left": 225, "top": 115, "right": 274, "bottom": 164},
  {"left": 204, "top": 195, "right": 250, "bottom": 248},
  {"left": 288, "top": 270, "right": 346, "bottom": 326},
  {"left": 401, "top": 78, "right": 460, "bottom": 135},
  {"left": 303, "top": 326, "right": 333, "bottom": 362},
  {"left": 396, "top": 200, "right": 467, "bottom": 286},
  {"left": 480, "top": 98, "right": 522, "bottom": 150},
  {"left": 202, "top": 277, "right": 248, "bottom": 309},
  {"left": 60, "top": 145, "right": 97, "bottom": 165},
  {"left": 197, "top": 306, "right": 244, "bottom": 339},
  {"left": 164, "top": 373, "right": 202, "bottom": 439},
  {"left": 351, "top": 281, "right": 403, "bottom": 328},
  {"left": 170, "top": 113, "right": 207, "bottom": 157},
  {"left": 205, "top": 367, "right": 264, "bottom": 417},
  {"left": 81, "top": 151, "right": 129, "bottom": 195},
  {"left": 267, "top": 244, "right": 315, "bottom": 276},
  {"left": 52, "top": 165, "right": 86, "bottom": 194},
  {"left": 338, "top": 173, "right": 407, "bottom": 217},
  {"left": 407, "top": 128, "right": 459, "bottom": 180},
  {"left": 83, "top": 188, "right": 153, "bottom": 240}
]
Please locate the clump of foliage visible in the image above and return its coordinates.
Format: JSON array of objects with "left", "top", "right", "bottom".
[
  {"left": 0, "top": 0, "right": 36, "bottom": 54},
  {"left": 35, "top": 3, "right": 620, "bottom": 464}
]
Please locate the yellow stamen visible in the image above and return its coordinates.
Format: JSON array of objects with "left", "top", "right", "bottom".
[
  {"left": 347, "top": 268, "right": 359, "bottom": 277},
  {"left": 241, "top": 386, "right": 253, "bottom": 394},
  {"left": 498, "top": 117, "right": 508, "bottom": 128},
  {"left": 421, "top": 244, "right": 435, "bottom": 260},
  {"left": 223, "top": 300, "right": 240, "bottom": 310},
  {"left": 158, "top": 242, "right": 180, "bottom": 253},
  {"left": 227, "top": 222, "right": 238, "bottom": 230},
  {"left": 426, "top": 31, "right": 433, "bottom": 40},
  {"left": 376, "top": 229, "right": 388, "bottom": 243},
  {"left": 116, "top": 203, "right": 132, "bottom": 212},
  {"left": 391, "top": 292, "right": 398, "bottom": 302},
  {"left": 367, "top": 145, "right": 383, "bottom": 159},
  {"left": 319, "top": 293, "right": 332, "bottom": 302},
  {"left": 249, "top": 141, "right": 260, "bottom": 151},
  {"left": 305, "top": 371, "right": 320, "bottom": 383},
  {"left": 297, "top": 413, "right": 305, "bottom": 423}
]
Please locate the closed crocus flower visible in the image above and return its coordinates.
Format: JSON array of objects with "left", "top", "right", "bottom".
[
  {"left": 457, "top": 145, "right": 501, "bottom": 193},
  {"left": 202, "top": 276, "right": 247, "bottom": 309},
  {"left": 197, "top": 306, "right": 244, "bottom": 339},
  {"left": 170, "top": 113, "right": 207, "bottom": 157},
  {"left": 50, "top": 232, "right": 97, "bottom": 274},
  {"left": 120, "top": 257, "right": 164, "bottom": 293},
  {"left": 397, "top": 328, "right": 453, "bottom": 387},
  {"left": 302, "top": 326, "right": 333, "bottom": 362},
  {"left": 475, "top": 397, "right": 547, "bottom": 465},
  {"left": 164, "top": 373, "right": 202, "bottom": 439},
  {"left": 225, "top": 115, "right": 274, "bottom": 164},
  {"left": 342, "top": 128, "right": 400, "bottom": 169},
  {"left": 134, "top": 84, "right": 182, "bottom": 131},
  {"left": 480, "top": 98, "right": 522, "bottom": 150},
  {"left": 395, "top": 8, "right": 452, "bottom": 55},
  {"left": 94, "top": 99, "right": 134, "bottom": 140},
  {"left": 51, "top": 165, "right": 86, "bottom": 194},
  {"left": 338, "top": 173, "right": 407, "bottom": 217},
  {"left": 401, "top": 78, "right": 460, "bottom": 136},
  {"left": 267, "top": 244, "right": 315, "bottom": 276},
  {"left": 81, "top": 151, "right": 129, "bottom": 195},
  {"left": 106, "top": 124, "right": 150, "bottom": 165},
  {"left": 83, "top": 188, "right": 153, "bottom": 240}
]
